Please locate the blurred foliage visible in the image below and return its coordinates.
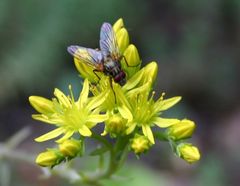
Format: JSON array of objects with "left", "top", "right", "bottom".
[{"left": 0, "top": 0, "right": 240, "bottom": 185}]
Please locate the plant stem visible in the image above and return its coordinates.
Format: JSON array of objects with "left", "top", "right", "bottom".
[{"left": 79, "top": 135, "right": 130, "bottom": 185}]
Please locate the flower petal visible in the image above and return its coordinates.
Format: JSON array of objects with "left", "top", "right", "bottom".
[
  {"left": 153, "top": 117, "right": 180, "bottom": 128},
  {"left": 32, "top": 114, "right": 56, "bottom": 124},
  {"left": 29, "top": 96, "right": 54, "bottom": 114},
  {"left": 86, "top": 114, "right": 108, "bottom": 123},
  {"left": 78, "top": 125, "right": 92, "bottom": 137},
  {"left": 118, "top": 104, "right": 133, "bottom": 121},
  {"left": 123, "top": 69, "right": 144, "bottom": 91},
  {"left": 32, "top": 114, "right": 64, "bottom": 124},
  {"left": 55, "top": 130, "right": 74, "bottom": 143},
  {"left": 78, "top": 79, "right": 89, "bottom": 107},
  {"left": 125, "top": 122, "right": 137, "bottom": 134},
  {"left": 156, "top": 96, "right": 182, "bottom": 112},
  {"left": 54, "top": 88, "right": 71, "bottom": 107},
  {"left": 86, "top": 90, "right": 109, "bottom": 111},
  {"left": 113, "top": 18, "right": 124, "bottom": 33},
  {"left": 142, "top": 125, "right": 155, "bottom": 144},
  {"left": 114, "top": 85, "right": 131, "bottom": 109},
  {"left": 35, "top": 128, "right": 65, "bottom": 142}
]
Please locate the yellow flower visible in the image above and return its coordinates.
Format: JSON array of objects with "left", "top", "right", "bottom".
[
  {"left": 59, "top": 139, "right": 82, "bottom": 158},
  {"left": 91, "top": 62, "right": 180, "bottom": 144},
  {"left": 122, "top": 86, "right": 181, "bottom": 144},
  {"left": 116, "top": 27, "right": 129, "bottom": 54},
  {"left": 167, "top": 119, "right": 196, "bottom": 141},
  {"left": 102, "top": 112, "right": 127, "bottom": 137},
  {"left": 29, "top": 79, "right": 109, "bottom": 143},
  {"left": 121, "top": 44, "right": 141, "bottom": 78},
  {"left": 113, "top": 18, "right": 124, "bottom": 33},
  {"left": 36, "top": 149, "right": 64, "bottom": 167},
  {"left": 131, "top": 134, "right": 151, "bottom": 154},
  {"left": 177, "top": 143, "right": 201, "bottom": 163}
]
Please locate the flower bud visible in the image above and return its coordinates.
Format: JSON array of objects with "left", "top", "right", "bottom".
[
  {"left": 35, "top": 149, "right": 64, "bottom": 167},
  {"left": 177, "top": 143, "right": 200, "bottom": 163},
  {"left": 131, "top": 134, "right": 151, "bottom": 154},
  {"left": 74, "top": 58, "right": 101, "bottom": 83},
  {"left": 104, "top": 114, "right": 127, "bottom": 137},
  {"left": 59, "top": 139, "right": 82, "bottom": 158},
  {"left": 121, "top": 44, "right": 141, "bottom": 78},
  {"left": 141, "top": 61, "right": 158, "bottom": 85},
  {"left": 113, "top": 18, "right": 124, "bottom": 33},
  {"left": 116, "top": 28, "right": 129, "bottom": 54},
  {"left": 167, "top": 119, "right": 196, "bottom": 141},
  {"left": 29, "top": 96, "right": 54, "bottom": 114}
]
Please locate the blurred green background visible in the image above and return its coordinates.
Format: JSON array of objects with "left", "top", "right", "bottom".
[{"left": 0, "top": 0, "right": 240, "bottom": 186}]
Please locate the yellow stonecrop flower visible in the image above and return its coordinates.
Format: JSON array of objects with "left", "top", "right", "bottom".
[
  {"left": 167, "top": 119, "right": 196, "bottom": 141},
  {"left": 30, "top": 18, "right": 200, "bottom": 170},
  {"left": 92, "top": 62, "right": 181, "bottom": 144},
  {"left": 59, "top": 139, "right": 82, "bottom": 158},
  {"left": 120, "top": 85, "right": 181, "bottom": 144},
  {"left": 131, "top": 134, "right": 152, "bottom": 154},
  {"left": 177, "top": 143, "right": 201, "bottom": 163},
  {"left": 29, "top": 79, "right": 109, "bottom": 143},
  {"left": 36, "top": 149, "right": 64, "bottom": 167}
]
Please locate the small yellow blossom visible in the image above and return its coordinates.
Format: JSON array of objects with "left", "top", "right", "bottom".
[
  {"left": 131, "top": 134, "right": 151, "bottom": 154},
  {"left": 102, "top": 112, "right": 127, "bottom": 137},
  {"left": 29, "top": 79, "right": 109, "bottom": 143},
  {"left": 121, "top": 44, "right": 141, "bottom": 78},
  {"left": 116, "top": 27, "right": 129, "bottom": 54},
  {"left": 177, "top": 143, "right": 201, "bottom": 163},
  {"left": 36, "top": 149, "right": 64, "bottom": 167},
  {"left": 167, "top": 119, "right": 196, "bottom": 141},
  {"left": 123, "top": 88, "right": 181, "bottom": 144},
  {"left": 59, "top": 139, "right": 82, "bottom": 158},
  {"left": 113, "top": 18, "right": 124, "bottom": 33}
]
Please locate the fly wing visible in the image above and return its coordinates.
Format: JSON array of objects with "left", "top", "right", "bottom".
[
  {"left": 67, "top": 45, "right": 103, "bottom": 67},
  {"left": 99, "top": 23, "right": 120, "bottom": 58}
]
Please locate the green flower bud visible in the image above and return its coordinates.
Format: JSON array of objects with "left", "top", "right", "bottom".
[
  {"left": 113, "top": 18, "right": 124, "bottom": 33},
  {"left": 59, "top": 139, "right": 82, "bottom": 158},
  {"left": 74, "top": 58, "right": 102, "bottom": 83},
  {"left": 131, "top": 134, "right": 151, "bottom": 154},
  {"left": 121, "top": 44, "right": 141, "bottom": 78},
  {"left": 35, "top": 149, "right": 64, "bottom": 167},
  {"left": 177, "top": 143, "right": 200, "bottom": 163},
  {"left": 167, "top": 119, "right": 196, "bottom": 141},
  {"left": 29, "top": 96, "right": 54, "bottom": 114},
  {"left": 116, "top": 27, "right": 129, "bottom": 54},
  {"left": 104, "top": 114, "right": 127, "bottom": 137}
]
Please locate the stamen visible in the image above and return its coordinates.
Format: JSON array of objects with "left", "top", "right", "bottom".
[
  {"left": 68, "top": 85, "right": 75, "bottom": 102},
  {"left": 160, "top": 92, "right": 165, "bottom": 101}
]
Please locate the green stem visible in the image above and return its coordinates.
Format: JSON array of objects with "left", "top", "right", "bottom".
[{"left": 79, "top": 135, "right": 130, "bottom": 185}]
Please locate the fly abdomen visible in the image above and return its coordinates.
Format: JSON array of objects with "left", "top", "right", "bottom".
[{"left": 114, "top": 71, "right": 126, "bottom": 86}]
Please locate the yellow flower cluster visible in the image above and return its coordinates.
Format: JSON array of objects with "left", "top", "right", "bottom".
[{"left": 29, "top": 18, "right": 200, "bottom": 167}]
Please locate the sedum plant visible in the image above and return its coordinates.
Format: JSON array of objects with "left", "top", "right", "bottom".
[{"left": 29, "top": 18, "right": 200, "bottom": 185}]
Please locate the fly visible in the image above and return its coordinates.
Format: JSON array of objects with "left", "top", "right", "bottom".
[{"left": 67, "top": 22, "right": 126, "bottom": 86}]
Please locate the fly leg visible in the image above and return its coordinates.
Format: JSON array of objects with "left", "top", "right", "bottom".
[
  {"left": 109, "top": 77, "right": 117, "bottom": 104},
  {"left": 93, "top": 69, "right": 101, "bottom": 84},
  {"left": 121, "top": 55, "right": 140, "bottom": 67}
]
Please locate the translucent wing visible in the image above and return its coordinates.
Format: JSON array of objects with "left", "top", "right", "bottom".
[
  {"left": 67, "top": 45, "right": 103, "bottom": 67},
  {"left": 99, "top": 23, "right": 120, "bottom": 58}
]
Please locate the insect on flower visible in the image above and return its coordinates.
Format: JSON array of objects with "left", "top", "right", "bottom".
[{"left": 68, "top": 23, "right": 127, "bottom": 86}]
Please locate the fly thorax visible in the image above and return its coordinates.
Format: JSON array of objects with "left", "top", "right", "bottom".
[{"left": 104, "top": 59, "right": 121, "bottom": 77}]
